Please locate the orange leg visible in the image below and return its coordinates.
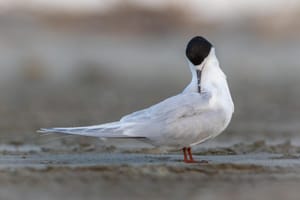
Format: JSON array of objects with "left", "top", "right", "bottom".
[
  {"left": 182, "top": 147, "right": 189, "bottom": 163},
  {"left": 182, "top": 147, "right": 197, "bottom": 163},
  {"left": 187, "top": 147, "right": 195, "bottom": 162},
  {"left": 182, "top": 147, "right": 208, "bottom": 164}
]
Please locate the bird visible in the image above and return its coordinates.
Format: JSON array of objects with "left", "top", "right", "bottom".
[{"left": 39, "top": 36, "right": 234, "bottom": 163}]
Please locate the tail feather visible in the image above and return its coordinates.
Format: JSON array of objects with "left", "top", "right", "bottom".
[{"left": 38, "top": 121, "right": 134, "bottom": 138}]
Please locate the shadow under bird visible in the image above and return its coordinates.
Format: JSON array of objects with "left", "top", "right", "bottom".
[{"left": 39, "top": 36, "right": 234, "bottom": 163}]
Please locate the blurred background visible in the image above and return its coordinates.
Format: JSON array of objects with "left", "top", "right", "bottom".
[{"left": 0, "top": 0, "right": 299, "bottom": 147}]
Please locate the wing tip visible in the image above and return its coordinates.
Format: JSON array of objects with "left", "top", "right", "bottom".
[
  {"left": 37, "top": 128, "right": 54, "bottom": 134},
  {"left": 37, "top": 128, "right": 46, "bottom": 133}
]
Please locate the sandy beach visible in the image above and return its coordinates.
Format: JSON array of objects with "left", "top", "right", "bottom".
[{"left": 1, "top": 148, "right": 300, "bottom": 200}]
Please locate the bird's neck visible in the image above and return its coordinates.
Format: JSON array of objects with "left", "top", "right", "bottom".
[{"left": 185, "top": 50, "right": 228, "bottom": 95}]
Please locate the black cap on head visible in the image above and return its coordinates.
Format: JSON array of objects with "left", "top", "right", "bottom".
[{"left": 185, "top": 36, "right": 212, "bottom": 65}]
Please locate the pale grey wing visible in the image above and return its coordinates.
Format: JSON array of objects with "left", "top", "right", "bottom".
[
  {"left": 120, "top": 91, "right": 212, "bottom": 124},
  {"left": 120, "top": 108, "right": 151, "bottom": 122},
  {"left": 39, "top": 92, "right": 211, "bottom": 139}
]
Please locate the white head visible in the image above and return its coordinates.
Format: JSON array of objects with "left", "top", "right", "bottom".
[
  {"left": 184, "top": 36, "right": 228, "bottom": 94},
  {"left": 184, "top": 36, "right": 234, "bottom": 113},
  {"left": 185, "top": 36, "right": 215, "bottom": 93}
]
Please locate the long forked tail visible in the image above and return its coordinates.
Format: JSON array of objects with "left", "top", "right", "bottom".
[{"left": 38, "top": 121, "right": 136, "bottom": 138}]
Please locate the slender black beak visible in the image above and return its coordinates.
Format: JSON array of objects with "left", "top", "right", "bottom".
[{"left": 196, "top": 69, "right": 202, "bottom": 93}]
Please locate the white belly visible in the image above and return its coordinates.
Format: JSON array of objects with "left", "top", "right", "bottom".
[{"left": 148, "top": 107, "right": 232, "bottom": 148}]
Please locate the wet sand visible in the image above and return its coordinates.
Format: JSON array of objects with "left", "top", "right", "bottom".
[
  {"left": 0, "top": 139, "right": 300, "bottom": 200},
  {"left": 1, "top": 152, "right": 300, "bottom": 168},
  {"left": 0, "top": 151, "right": 300, "bottom": 200}
]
